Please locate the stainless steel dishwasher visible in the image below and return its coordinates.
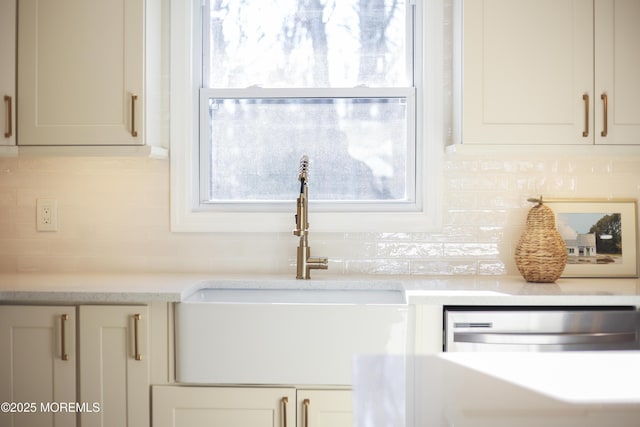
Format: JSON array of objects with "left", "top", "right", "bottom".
[{"left": 444, "top": 306, "right": 640, "bottom": 352}]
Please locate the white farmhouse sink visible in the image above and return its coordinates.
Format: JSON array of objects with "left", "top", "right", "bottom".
[
  {"left": 175, "top": 286, "right": 411, "bottom": 385},
  {"left": 185, "top": 287, "right": 406, "bottom": 304}
]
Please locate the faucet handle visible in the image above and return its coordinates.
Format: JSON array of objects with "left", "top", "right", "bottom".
[{"left": 307, "top": 256, "right": 328, "bottom": 269}]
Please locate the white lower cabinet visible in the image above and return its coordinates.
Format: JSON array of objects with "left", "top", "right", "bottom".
[
  {"left": 152, "top": 386, "right": 352, "bottom": 427},
  {"left": 79, "top": 305, "right": 150, "bottom": 427},
  {"left": 152, "top": 386, "right": 295, "bottom": 427},
  {"left": 297, "top": 389, "right": 352, "bottom": 427},
  {"left": 0, "top": 304, "right": 151, "bottom": 427},
  {"left": 0, "top": 306, "right": 77, "bottom": 427}
]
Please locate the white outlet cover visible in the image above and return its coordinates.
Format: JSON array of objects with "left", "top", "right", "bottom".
[{"left": 37, "top": 199, "right": 58, "bottom": 232}]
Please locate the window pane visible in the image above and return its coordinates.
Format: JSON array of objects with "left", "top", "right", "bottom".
[
  {"left": 204, "top": 97, "right": 408, "bottom": 203},
  {"left": 207, "top": 0, "right": 408, "bottom": 88}
]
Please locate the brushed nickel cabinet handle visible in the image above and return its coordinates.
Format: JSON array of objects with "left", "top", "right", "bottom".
[
  {"left": 131, "top": 94, "right": 138, "bottom": 137},
  {"left": 303, "top": 399, "right": 310, "bottom": 427},
  {"left": 134, "top": 314, "right": 142, "bottom": 360},
  {"left": 61, "top": 314, "right": 69, "bottom": 361},
  {"left": 3, "top": 95, "right": 11, "bottom": 138},
  {"left": 601, "top": 93, "right": 608, "bottom": 137},
  {"left": 582, "top": 93, "right": 589, "bottom": 137},
  {"left": 281, "top": 397, "right": 288, "bottom": 427}
]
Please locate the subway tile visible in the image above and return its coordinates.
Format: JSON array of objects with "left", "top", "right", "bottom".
[
  {"left": 0, "top": 219, "right": 16, "bottom": 239},
  {"left": 442, "top": 159, "right": 479, "bottom": 172},
  {"left": 1, "top": 154, "right": 639, "bottom": 275},
  {"left": 443, "top": 243, "right": 500, "bottom": 258},
  {"left": 445, "top": 210, "right": 509, "bottom": 227},
  {"left": 444, "top": 192, "right": 477, "bottom": 210},
  {"left": 612, "top": 159, "right": 640, "bottom": 175},
  {"left": 319, "top": 240, "right": 377, "bottom": 259},
  {"left": 0, "top": 190, "right": 17, "bottom": 206},
  {"left": 410, "top": 260, "right": 477, "bottom": 275},
  {"left": 16, "top": 256, "right": 46, "bottom": 273},
  {"left": 0, "top": 254, "right": 17, "bottom": 271},
  {"left": 0, "top": 157, "right": 18, "bottom": 171},
  {"left": 376, "top": 242, "right": 443, "bottom": 258},
  {"left": 344, "top": 232, "right": 413, "bottom": 242},
  {"left": 0, "top": 239, "right": 49, "bottom": 256},
  {"left": 80, "top": 255, "right": 152, "bottom": 273},
  {"left": 477, "top": 260, "right": 508, "bottom": 275},
  {"left": 475, "top": 193, "right": 521, "bottom": 210},
  {"left": 345, "top": 259, "right": 410, "bottom": 275}
]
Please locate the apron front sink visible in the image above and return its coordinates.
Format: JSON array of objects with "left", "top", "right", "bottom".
[{"left": 175, "top": 285, "right": 411, "bottom": 385}]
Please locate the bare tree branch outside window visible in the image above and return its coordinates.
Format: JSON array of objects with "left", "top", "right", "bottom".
[{"left": 202, "top": 0, "right": 412, "bottom": 205}]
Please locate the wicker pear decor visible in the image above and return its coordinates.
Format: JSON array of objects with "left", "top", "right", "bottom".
[{"left": 514, "top": 197, "right": 568, "bottom": 283}]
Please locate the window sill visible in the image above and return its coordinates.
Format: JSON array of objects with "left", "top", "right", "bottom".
[{"left": 170, "top": 209, "right": 442, "bottom": 233}]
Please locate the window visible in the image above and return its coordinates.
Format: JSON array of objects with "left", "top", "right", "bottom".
[
  {"left": 200, "top": 0, "right": 416, "bottom": 210},
  {"left": 202, "top": 93, "right": 413, "bottom": 206},
  {"left": 170, "top": 0, "right": 444, "bottom": 231}
]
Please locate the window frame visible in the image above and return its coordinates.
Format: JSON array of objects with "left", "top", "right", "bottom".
[
  {"left": 170, "top": 0, "right": 443, "bottom": 232},
  {"left": 198, "top": 87, "right": 417, "bottom": 212}
]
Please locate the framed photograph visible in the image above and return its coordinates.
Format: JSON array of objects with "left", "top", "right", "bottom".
[{"left": 545, "top": 199, "right": 638, "bottom": 278}]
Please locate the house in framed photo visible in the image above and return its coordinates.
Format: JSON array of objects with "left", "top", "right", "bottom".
[{"left": 565, "top": 233, "right": 597, "bottom": 258}]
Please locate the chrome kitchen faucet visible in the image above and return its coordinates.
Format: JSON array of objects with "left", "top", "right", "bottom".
[{"left": 293, "top": 155, "right": 328, "bottom": 279}]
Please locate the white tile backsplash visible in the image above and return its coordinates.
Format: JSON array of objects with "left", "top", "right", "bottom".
[{"left": 1, "top": 150, "right": 639, "bottom": 275}]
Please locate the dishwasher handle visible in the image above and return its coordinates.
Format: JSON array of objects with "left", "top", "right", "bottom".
[{"left": 454, "top": 331, "right": 638, "bottom": 346}]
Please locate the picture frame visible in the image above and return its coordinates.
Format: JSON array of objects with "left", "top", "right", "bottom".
[{"left": 544, "top": 198, "right": 638, "bottom": 278}]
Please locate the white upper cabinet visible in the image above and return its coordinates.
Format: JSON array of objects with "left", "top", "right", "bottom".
[
  {"left": 0, "top": 0, "right": 16, "bottom": 146},
  {"left": 462, "top": 0, "right": 593, "bottom": 145},
  {"left": 462, "top": 0, "right": 640, "bottom": 145},
  {"left": 595, "top": 0, "right": 640, "bottom": 145},
  {"left": 17, "top": 0, "right": 144, "bottom": 146}
]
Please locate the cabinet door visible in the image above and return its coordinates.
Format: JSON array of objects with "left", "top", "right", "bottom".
[
  {"left": 0, "top": 0, "right": 15, "bottom": 146},
  {"left": 152, "top": 386, "right": 295, "bottom": 427},
  {"left": 17, "top": 0, "right": 144, "bottom": 145},
  {"left": 297, "top": 390, "right": 353, "bottom": 427},
  {"left": 463, "top": 0, "right": 594, "bottom": 144},
  {"left": 0, "top": 306, "right": 76, "bottom": 427},
  {"left": 79, "top": 305, "right": 149, "bottom": 427},
  {"left": 595, "top": 0, "right": 640, "bottom": 145}
]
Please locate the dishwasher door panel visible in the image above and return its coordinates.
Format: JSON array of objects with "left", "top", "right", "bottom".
[{"left": 445, "top": 309, "right": 640, "bottom": 352}]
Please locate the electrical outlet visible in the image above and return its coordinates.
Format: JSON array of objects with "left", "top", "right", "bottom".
[{"left": 37, "top": 199, "right": 58, "bottom": 232}]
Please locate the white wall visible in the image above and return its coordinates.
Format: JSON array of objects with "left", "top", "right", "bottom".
[{"left": 0, "top": 149, "right": 639, "bottom": 275}]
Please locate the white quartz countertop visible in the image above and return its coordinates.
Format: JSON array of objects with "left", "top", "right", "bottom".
[
  {"left": 354, "top": 352, "right": 640, "bottom": 426},
  {"left": 0, "top": 273, "right": 212, "bottom": 303},
  {"left": 402, "top": 352, "right": 640, "bottom": 426},
  {"left": 439, "top": 351, "right": 640, "bottom": 405},
  {"left": 0, "top": 273, "right": 639, "bottom": 304}
]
